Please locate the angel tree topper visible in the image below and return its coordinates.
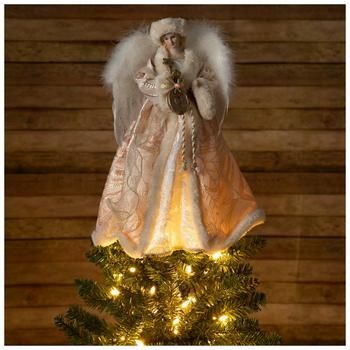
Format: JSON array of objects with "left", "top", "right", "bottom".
[{"left": 91, "top": 18, "right": 265, "bottom": 258}]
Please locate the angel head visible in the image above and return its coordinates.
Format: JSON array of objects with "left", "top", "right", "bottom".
[
  {"left": 150, "top": 17, "right": 186, "bottom": 50},
  {"left": 160, "top": 32, "right": 185, "bottom": 51}
]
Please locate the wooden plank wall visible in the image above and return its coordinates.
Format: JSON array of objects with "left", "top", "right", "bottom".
[{"left": 5, "top": 5, "right": 345, "bottom": 345}]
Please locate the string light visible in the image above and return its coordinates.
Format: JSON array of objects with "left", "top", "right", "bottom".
[
  {"left": 213, "top": 314, "right": 230, "bottom": 324},
  {"left": 172, "top": 317, "right": 180, "bottom": 325},
  {"left": 185, "top": 265, "right": 193, "bottom": 275},
  {"left": 181, "top": 295, "right": 197, "bottom": 310},
  {"left": 109, "top": 287, "right": 121, "bottom": 297},
  {"left": 211, "top": 251, "right": 228, "bottom": 261},
  {"left": 211, "top": 251, "right": 223, "bottom": 260},
  {"left": 172, "top": 317, "right": 181, "bottom": 335},
  {"left": 218, "top": 314, "right": 229, "bottom": 324},
  {"left": 129, "top": 267, "right": 137, "bottom": 273},
  {"left": 189, "top": 295, "right": 196, "bottom": 303},
  {"left": 120, "top": 336, "right": 125, "bottom": 341},
  {"left": 112, "top": 273, "right": 123, "bottom": 282},
  {"left": 181, "top": 300, "right": 191, "bottom": 309},
  {"left": 135, "top": 339, "right": 145, "bottom": 346},
  {"left": 149, "top": 286, "right": 156, "bottom": 295}
]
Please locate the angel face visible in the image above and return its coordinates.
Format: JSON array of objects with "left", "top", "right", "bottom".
[{"left": 161, "top": 32, "right": 184, "bottom": 51}]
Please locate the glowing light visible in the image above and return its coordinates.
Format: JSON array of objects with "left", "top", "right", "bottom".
[
  {"left": 172, "top": 317, "right": 180, "bottom": 325},
  {"left": 189, "top": 295, "right": 196, "bottom": 303},
  {"left": 211, "top": 251, "right": 223, "bottom": 260},
  {"left": 149, "top": 286, "right": 156, "bottom": 295},
  {"left": 129, "top": 267, "right": 137, "bottom": 273},
  {"left": 135, "top": 339, "right": 145, "bottom": 346},
  {"left": 113, "top": 273, "right": 123, "bottom": 281},
  {"left": 218, "top": 314, "right": 229, "bottom": 324},
  {"left": 110, "top": 287, "right": 120, "bottom": 297},
  {"left": 120, "top": 336, "right": 125, "bottom": 341},
  {"left": 185, "top": 265, "right": 193, "bottom": 274},
  {"left": 181, "top": 300, "right": 191, "bottom": 309},
  {"left": 173, "top": 328, "right": 179, "bottom": 335},
  {"left": 212, "top": 316, "right": 217, "bottom": 320},
  {"left": 181, "top": 295, "right": 197, "bottom": 310}
]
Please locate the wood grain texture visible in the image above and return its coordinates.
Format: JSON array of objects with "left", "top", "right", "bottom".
[
  {"left": 5, "top": 109, "right": 346, "bottom": 131},
  {"left": 5, "top": 42, "right": 345, "bottom": 63},
  {"left": 262, "top": 325, "right": 345, "bottom": 345},
  {"left": 5, "top": 151, "right": 345, "bottom": 173},
  {"left": 5, "top": 19, "right": 345, "bottom": 42},
  {"left": 255, "top": 303, "right": 345, "bottom": 325},
  {"left": 5, "top": 194, "right": 345, "bottom": 218},
  {"left": 5, "top": 130, "right": 345, "bottom": 152},
  {"left": 5, "top": 216, "right": 345, "bottom": 240},
  {"left": 5, "top": 5, "right": 345, "bottom": 20},
  {"left": 5, "top": 173, "right": 345, "bottom": 196},
  {"left": 5, "top": 62, "right": 345, "bottom": 86},
  {"left": 5, "top": 86, "right": 345, "bottom": 108}
]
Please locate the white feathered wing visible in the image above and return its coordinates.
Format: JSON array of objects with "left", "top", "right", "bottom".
[
  {"left": 186, "top": 21, "right": 234, "bottom": 131},
  {"left": 103, "top": 28, "right": 157, "bottom": 145}
]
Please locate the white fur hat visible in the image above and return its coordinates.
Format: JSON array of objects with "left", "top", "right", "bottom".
[{"left": 150, "top": 17, "right": 186, "bottom": 44}]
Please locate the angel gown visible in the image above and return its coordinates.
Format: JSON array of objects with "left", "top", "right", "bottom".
[{"left": 91, "top": 52, "right": 265, "bottom": 258}]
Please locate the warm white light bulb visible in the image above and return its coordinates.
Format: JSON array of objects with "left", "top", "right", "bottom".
[
  {"left": 110, "top": 287, "right": 120, "bottom": 297},
  {"left": 218, "top": 314, "right": 229, "bottom": 324},
  {"left": 173, "top": 317, "right": 180, "bottom": 325},
  {"left": 185, "top": 265, "right": 193, "bottom": 274},
  {"left": 211, "top": 251, "right": 223, "bottom": 260},
  {"left": 189, "top": 295, "right": 197, "bottom": 303},
  {"left": 135, "top": 339, "right": 145, "bottom": 346},
  {"left": 173, "top": 328, "right": 179, "bottom": 335},
  {"left": 181, "top": 300, "right": 191, "bottom": 309},
  {"left": 113, "top": 273, "right": 123, "bottom": 281},
  {"left": 181, "top": 295, "right": 196, "bottom": 310},
  {"left": 129, "top": 267, "right": 137, "bottom": 273},
  {"left": 149, "top": 286, "right": 156, "bottom": 295},
  {"left": 120, "top": 336, "right": 125, "bottom": 341}
]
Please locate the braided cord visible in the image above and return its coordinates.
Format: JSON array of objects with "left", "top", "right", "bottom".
[
  {"left": 177, "top": 108, "right": 198, "bottom": 173},
  {"left": 190, "top": 108, "right": 198, "bottom": 173},
  {"left": 179, "top": 114, "right": 187, "bottom": 171}
]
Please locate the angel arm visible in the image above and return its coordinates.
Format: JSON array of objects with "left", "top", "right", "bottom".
[
  {"left": 134, "top": 59, "right": 158, "bottom": 102},
  {"left": 135, "top": 58, "right": 175, "bottom": 111},
  {"left": 191, "top": 64, "right": 218, "bottom": 120}
]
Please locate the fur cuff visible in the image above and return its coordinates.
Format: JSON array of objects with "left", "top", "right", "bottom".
[{"left": 192, "top": 78, "right": 216, "bottom": 120}]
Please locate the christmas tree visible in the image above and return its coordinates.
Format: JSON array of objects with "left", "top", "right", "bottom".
[{"left": 54, "top": 235, "right": 282, "bottom": 345}]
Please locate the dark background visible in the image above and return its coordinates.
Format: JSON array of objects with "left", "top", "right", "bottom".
[{"left": 5, "top": 5, "right": 345, "bottom": 345}]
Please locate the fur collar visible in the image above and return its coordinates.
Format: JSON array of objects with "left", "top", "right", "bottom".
[{"left": 152, "top": 46, "right": 202, "bottom": 89}]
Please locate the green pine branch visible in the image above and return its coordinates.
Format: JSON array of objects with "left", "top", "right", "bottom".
[{"left": 55, "top": 236, "right": 282, "bottom": 345}]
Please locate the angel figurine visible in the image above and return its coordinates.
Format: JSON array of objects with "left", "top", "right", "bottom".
[{"left": 91, "top": 18, "right": 265, "bottom": 258}]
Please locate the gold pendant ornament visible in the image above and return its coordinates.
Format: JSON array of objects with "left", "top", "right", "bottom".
[{"left": 167, "top": 88, "right": 189, "bottom": 115}]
